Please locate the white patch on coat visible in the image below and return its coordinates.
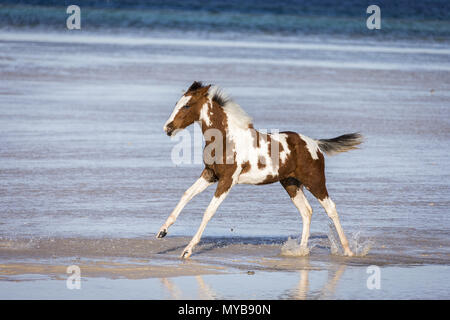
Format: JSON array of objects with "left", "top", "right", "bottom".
[
  {"left": 222, "top": 100, "right": 253, "bottom": 130},
  {"left": 208, "top": 86, "right": 252, "bottom": 129},
  {"left": 199, "top": 101, "right": 212, "bottom": 127},
  {"left": 271, "top": 132, "right": 290, "bottom": 164},
  {"left": 299, "top": 134, "right": 320, "bottom": 160},
  {"left": 230, "top": 130, "right": 290, "bottom": 185},
  {"left": 163, "top": 95, "right": 192, "bottom": 132}
]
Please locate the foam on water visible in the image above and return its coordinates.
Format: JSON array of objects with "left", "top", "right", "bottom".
[{"left": 280, "top": 237, "right": 313, "bottom": 257}]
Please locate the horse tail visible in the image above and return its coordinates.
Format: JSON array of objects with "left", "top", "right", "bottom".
[{"left": 317, "top": 133, "right": 363, "bottom": 156}]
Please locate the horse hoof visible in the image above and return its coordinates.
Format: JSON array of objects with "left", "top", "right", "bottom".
[
  {"left": 156, "top": 229, "right": 167, "bottom": 239},
  {"left": 181, "top": 250, "right": 191, "bottom": 259}
]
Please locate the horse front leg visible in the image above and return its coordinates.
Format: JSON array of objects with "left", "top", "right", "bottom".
[
  {"left": 156, "top": 168, "right": 216, "bottom": 238},
  {"left": 181, "top": 178, "right": 233, "bottom": 258}
]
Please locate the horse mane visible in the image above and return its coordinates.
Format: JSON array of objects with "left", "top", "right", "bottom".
[
  {"left": 187, "top": 81, "right": 204, "bottom": 92},
  {"left": 208, "top": 85, "right": 253, "bottom": 129}
]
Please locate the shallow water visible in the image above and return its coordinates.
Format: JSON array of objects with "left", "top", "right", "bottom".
[
  {"left": 0, "top": 29, "right": 449, "bottom": 298},
  {"left": 1, "top": 265, "right": 450, "bottom": 300},
  {"left": 0, "top": 235, "right": 448, "bottom": 299}
]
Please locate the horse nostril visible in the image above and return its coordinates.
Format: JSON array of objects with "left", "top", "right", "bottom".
[{"left": 165, "top": 122, "right": 174, "bottom": 136}]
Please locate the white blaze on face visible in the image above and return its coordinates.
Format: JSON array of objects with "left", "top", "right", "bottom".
[
  {"left": 299, "top": 134, "right": 320, "bottom": 160},
  {"left": 163, "top": 95, "right": 192, "bottom": 132}
]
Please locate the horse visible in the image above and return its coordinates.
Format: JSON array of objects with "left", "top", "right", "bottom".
[{"left": 158, "top": 81, "right": 363, "bottom": 259}]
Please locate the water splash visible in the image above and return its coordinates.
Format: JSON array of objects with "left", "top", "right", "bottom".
[
  {"left": 327, "top": 224, "right": 341, "bottom": 255},
  {"left": 327, "top": 224, "right": 373, "bottom": 257},
  {"left": 349, "top": 231, "right": 373, "bottom": 257},
  {"left": 280, "top": 237, "right": 313, "bottom": 257}
]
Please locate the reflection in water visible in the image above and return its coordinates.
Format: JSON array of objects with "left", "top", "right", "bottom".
[
  {"left": 295, "top": 269, "right": 310, "bottom": 300},
  {"left": 282, "top": 258, "right": 312, "bottom": 300},
  {"left": 195, "top": 275, "right": 218, "bottom": 300},
  {"left": 288, "top": 263, "right": 347, "bottom": 300},
  {"left": 318, "top": 265, "right": 347, "bottom": 299},
  {"left": 160, "top": 275, "right": 219, "bottom": 300},
  {"left": 160, "top": 259, "right": 346, "bottom": 300},
  {"left": 160, "top": 278, "right": 183, "bottom": 299}
]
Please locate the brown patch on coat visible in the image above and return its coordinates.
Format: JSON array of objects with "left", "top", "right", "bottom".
[
  {"left": 256, "top": 174, "right": 279, "bottom": 185},
  {"left": 280, "top": 177, "right": 301, "bottom": 198},
  {"left": 251, "top": 131, "right": 329, "bottom": 200},
  {"left": 283, "top": 132, "right": 328, "bottom": 200},
  {"left": 200, "top": 96, "right": 237, "bottom": 197},
  {"left": 257, "top": 156, "right": 266, "bottom": 169},
  {"left": 201, "top": 167, "right": 218, "bottom": 183},
  {"left": 241, "top": 161, "right": 251, "bottom": 174}
]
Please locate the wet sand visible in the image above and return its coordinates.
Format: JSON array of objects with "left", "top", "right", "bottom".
[
  {"left": 0, "top": 30, "right": 449, "bottom": 299},
  {"left": 1, "top": 236, "right": 449, "bottom": 299}
]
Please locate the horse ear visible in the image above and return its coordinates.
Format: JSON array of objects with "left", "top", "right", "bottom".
[
  {"left": 188, "top": 81, "right": 204, "bottom": 92},
  {"left": 197, "top": 84, "right": 211, "bottom": 95}
]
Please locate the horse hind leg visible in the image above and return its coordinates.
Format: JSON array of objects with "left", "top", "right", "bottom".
[
  {"left": 319, "top": 196, "right": 354, "bottom": 256},
  {"left": 281, "top": 178, "right": 313, "bottom": 254},
  {"left": 295, "top": 189, "right": 313, "bottom": 250},
  {"left": 307, "top": 180, "right": 354, "bottom": 256}
]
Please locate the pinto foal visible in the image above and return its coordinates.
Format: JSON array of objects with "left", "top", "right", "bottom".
[{"left": 158, "top": 81, "right": 363, "bottom": 258}]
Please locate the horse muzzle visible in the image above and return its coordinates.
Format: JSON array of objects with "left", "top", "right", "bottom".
[{"left": 164, "top": 122, "right": 175, "bottom": 136}]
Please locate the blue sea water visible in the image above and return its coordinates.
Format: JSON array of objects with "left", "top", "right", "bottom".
[{"left": 0, "top": 0, "right": 449, "bottom": 41}]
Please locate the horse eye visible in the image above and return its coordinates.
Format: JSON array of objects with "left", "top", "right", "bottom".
[{"left": 183, "top": 105, "right": 190, "bottom": 109}]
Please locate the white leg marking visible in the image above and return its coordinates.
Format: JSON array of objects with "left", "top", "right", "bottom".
[
  {"left": 157, "top": 176, "right": 213, "bottom": 238},
  {"left": 318, "top": 197, "right": 354, "bottom": 256},
  {"left": 181, "top": 190, "right": 229, "bottom": 258},
  {"left": 291, "top": 188, "right": 313, "bottom": 251}
]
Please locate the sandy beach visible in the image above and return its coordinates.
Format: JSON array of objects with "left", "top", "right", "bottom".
[{"left": 0, "top": 27, "right": 449, "bottom": 299}]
